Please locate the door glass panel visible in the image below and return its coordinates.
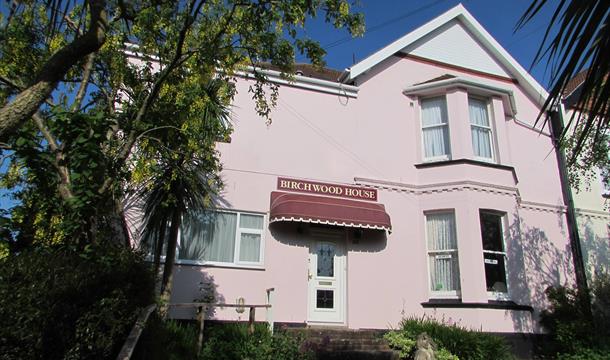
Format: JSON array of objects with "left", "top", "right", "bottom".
[
  {"left": 316, "top": 290, "right": 334, "bottom": 309},
  {"left": 316, "top": 243, "right": 335, "bottom": 277}
]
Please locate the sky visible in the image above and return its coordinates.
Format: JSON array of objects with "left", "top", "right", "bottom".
[{"left": 295, "top": 0, "right": 559, "bottom": 89}]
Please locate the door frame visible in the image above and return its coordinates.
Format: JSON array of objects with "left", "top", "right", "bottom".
[{"left": 306, "top": 227, "right": 347, "bottom": 325}]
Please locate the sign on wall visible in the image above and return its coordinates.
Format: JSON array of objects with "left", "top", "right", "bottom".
[{"left": 277, "top": 177, "right": 377, "bottom": 201}]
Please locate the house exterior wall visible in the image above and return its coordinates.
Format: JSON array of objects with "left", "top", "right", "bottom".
[{"left": 166, "top": 53, "right": 577, "bottom": 335}]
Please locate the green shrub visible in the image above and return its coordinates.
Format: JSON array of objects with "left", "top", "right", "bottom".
[
  {"left": 384, "top": 316, "right": 513, "bottom": 360},
  {"left": 199, "top": 322, "right": 312, "bottom": 360},
  {"left": 132, "top": 317, "right": 199, "bottom": 360},
  {"left": 0, "top": 245, "right": 155, "bottom": 359},
  {"left": 540, "top": 274, "right": 610, "bottom": 358}
]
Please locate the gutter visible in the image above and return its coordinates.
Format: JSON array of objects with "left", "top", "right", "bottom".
[
  {"left": 236, "top": 67, "right": 359, "bottom": 98},
  {"left": 403, "top": 76, "right": 518, "bottom": 116},
  {"left": 549, "top": 107, "right": 590, "bottom": 299}
]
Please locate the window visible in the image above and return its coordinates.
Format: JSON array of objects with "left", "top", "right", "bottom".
[
  {"left": 479, "top": 211, "right": 508, "bottom": 297},
  {"left": 421, "top": 97, "right": 451, "bottom": 161},
  {"left": 469, "top": 98, "right": 494, "bottom": 161},
  {"left": 178, "top": 210, "right": 264, "bottom": 267},
  {"left": 426, "top": 212, "right": 460, "bottom": 296}
]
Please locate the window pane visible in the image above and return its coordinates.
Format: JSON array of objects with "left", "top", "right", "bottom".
[
  {"left": 316, "top": 243, "right": 335, "bottom": 277},
  {"left": 429, "top": 253, "right": 460, "bottom": 291},
  {"left": 469, "top": 98, "right": 490, "bottom": 126},
  {"left": 480, "top": 212, "right": 504, "bottom": 251},
  {"left": 472, "top": 127, "right": 492, "bottom": 158},
  {"left": 427, "top": 213, "right": 457, "bottom": 250},
  {"left": 422, "top": 98, "right": 450, "bottom": 158},
  {"left": 484, "top": 253, "right": 507, "bottom": 292},
  {"left": 239, "top": 233, "right": 261, "bottom": 262},
  {"left": 422, "top": 98, "right": 448, "bottom": 126},
  {"left": 240, "top": 214, "right": 263, "bottom": 229},
  {"left": 180, "top": 211, "right": 236, "bottom": 262},
  {"left": 427, "top": 213, "right": 460, "bottom": 292},
  {"left": 423, "top": 127, "right": 450, "bottom": 158},
  {"left": 316, "top": 290, "right": 334, "bottom": 309}
]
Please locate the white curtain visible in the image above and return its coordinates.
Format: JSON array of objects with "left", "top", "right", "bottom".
[
  {"left": 469, "top": 98, "right": 492, "bottom": 159},
  {"left": 180, "top": 211, "right": 237, "bottom": 262},
  {"left": 422, "top": 98, "right": 450, "bottom": 158},
  {"left": 427, "top": 213, "right": 460, "bottom": 292},
  {"left": 239, "top": 233, "right": 261, "bottom": 262}
]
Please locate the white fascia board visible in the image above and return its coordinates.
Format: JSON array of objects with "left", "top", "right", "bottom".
[
  {"left": 345, "top": 3, "right": 548, "bottom": 107},
  {"left": 403, "top": 76, "right": 517, "bottom": 115},
  {"left": 347, "top": 4, "right": 467, "bottom": 81},
  {"left": 236, "top": 67, "right": 359, "bottom": 98},
  {"left": 455, "top": 8, "right": 549, "bottom": 105}
]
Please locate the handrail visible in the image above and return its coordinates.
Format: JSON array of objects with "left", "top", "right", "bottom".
[{"left": 116, "top": 304, "right": 157, "bottom": 360}]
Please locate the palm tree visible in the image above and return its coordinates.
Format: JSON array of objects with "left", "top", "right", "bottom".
[
  {"left": 517, "top": 1, "right": 610, "bottom": 159},
  {"left": 139, "top": 79, "right": 230, "bottom": 316}
]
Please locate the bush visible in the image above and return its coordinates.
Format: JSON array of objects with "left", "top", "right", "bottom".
[
  {"left": 384, "top": 316, "right": 513, "bottom": 360},
  {"left": 135, "top": 320, "right": 312, "bottom": 360},
  {"left": 0, "top": 245, "right": 155, "bottom": 359},
  {"left": 132, "top": 317, "right": 199, "bottom": 360},
  {"left": 540, "top": 274, "right": 610, "bottom": 358},
  {"left": 199, "top": 322, "right": 312, "bottom": 360}
]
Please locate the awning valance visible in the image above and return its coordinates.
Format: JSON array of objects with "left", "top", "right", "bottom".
[{"left": 269, "top": 191, "right": 392, "bottom": 232}]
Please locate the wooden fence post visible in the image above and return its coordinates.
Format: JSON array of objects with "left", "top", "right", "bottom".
[
  {"left": 197, "top": 306, "right": 206, "bottom": 353},
  {"left": 248, "top": 307, "right": 255, "bottom": 334},
  {"left": 266, "top": 288, "right": 275, "bottom": 334}
]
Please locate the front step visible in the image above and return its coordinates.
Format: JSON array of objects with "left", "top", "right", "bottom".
[{"left": 284, "top": 328, "right": 399, "bottom": 360}]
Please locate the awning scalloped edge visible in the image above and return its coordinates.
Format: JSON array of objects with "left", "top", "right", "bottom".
[{"left": 269, "top": 216, "right": 392, "bottom": 233}]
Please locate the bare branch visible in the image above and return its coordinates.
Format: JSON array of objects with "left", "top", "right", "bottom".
[{"left": 71, "top": 53, "right": 96, "bottom": 111}]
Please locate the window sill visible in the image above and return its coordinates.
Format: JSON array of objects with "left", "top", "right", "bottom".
[
  {"left": 150, "top": 258, "right": 265, "bottom": 271},
  {"left": 421, "top": 299, "right": 533, "bottom": 312},
  {"left": 415, "top": 158, "right": 518, "bottom": 183}
]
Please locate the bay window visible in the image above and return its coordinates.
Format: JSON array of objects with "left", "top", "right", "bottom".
[
  {"left": 421, "top": 97, "right": 451, "bottom": 161},
  {"left": 469, "top": 97, "right": 494, "bottom": 161},
  {"left": 179, "top": 210, "right": 265, "bottom": 266},
  {"left": 479, "top": 210, "right": 508, "bottom": 297},
  {"left": 426, "top": 211, "right": 461, "bottom": 296}
]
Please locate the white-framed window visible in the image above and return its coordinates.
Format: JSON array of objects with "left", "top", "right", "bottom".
[
  {"left": 426, "top": 211, "right": 461, "bottom": 296},
  {"left": 178, "top": 209, "right": 265, "bottom": 268},
  {"left": 421, "top": 97, "right": 451, "bottom": 161},
  {"left": 469, "top": 97, "right": 494, "bottom": 161},
  {"left": 479, "top": 210, "right": 509, "bottom": 298}
]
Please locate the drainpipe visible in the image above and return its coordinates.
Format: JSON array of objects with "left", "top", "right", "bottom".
[{"left": 548, "top": 108, "right": 591, "bottom": 305}]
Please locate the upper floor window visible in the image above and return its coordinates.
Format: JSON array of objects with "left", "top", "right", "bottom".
[
  {"left": 479, "top": 210, "right": 508, "bottom": 297},
  {"left": 426, "top": 211, "right": 460, "bottom": 296},
  {"left": 421, "top": 97, "right": 451, "bottom": 161},
  {"left": 469, "top": 97, "right": 494, "bottom": 161},
  {"left": 178, "top": 210, "right": 265, "bottom": 267}
]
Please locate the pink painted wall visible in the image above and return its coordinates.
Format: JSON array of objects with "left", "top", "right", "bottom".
[{"left": 167, "top": 55, "right": 575, "bottom": 334}]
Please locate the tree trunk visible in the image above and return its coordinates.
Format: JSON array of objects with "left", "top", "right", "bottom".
[
  {"left": 159, "top": 210, "right": 181, "bottom": 318},
  {"left": 0, "top": 0, "right": 108, "bottom": 142},
  {"left": 153, "top": 220, "right": 167, "bottom": 295},
  {"left": 107, "top": 198, "right": 130, "bottom": 246}
]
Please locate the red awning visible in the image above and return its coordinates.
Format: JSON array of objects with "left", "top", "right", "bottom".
[{"left": 269, "top": 191, "right": 392, "bottom": 232}]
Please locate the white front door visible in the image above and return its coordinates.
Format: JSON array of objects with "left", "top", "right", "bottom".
[{"left": 307, "top": 229, "right": 346, "bottom": 324}]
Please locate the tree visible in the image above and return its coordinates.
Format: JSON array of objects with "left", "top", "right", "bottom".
[
  {"left": 0, "top": 1, "right": 364, "bottom": 247},
  {"left": 517, "top": 1, "right": 610, "bottom": 184},
  {"left": 138, "top": 78, "right": 230, "bottom": 313}
]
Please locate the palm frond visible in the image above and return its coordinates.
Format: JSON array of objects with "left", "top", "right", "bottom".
[{"left": 517, "top": 1, "right": 610, "bottom": 162}]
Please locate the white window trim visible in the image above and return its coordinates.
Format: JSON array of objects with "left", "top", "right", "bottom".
[
  {"left": 480, "top": 210, "right": 510, "bottom": 300},
  {"left": 469, "top": 97, "right": 496, "bottom": 163},
  {"left": 175, "top": 209, "right": 266, "bottom": 269},
  {"left": 425, "top": 210, "right": 461, "bottom": 298},
  {"left": 420, "top": 96, "right": 452, "bottom": 162}
]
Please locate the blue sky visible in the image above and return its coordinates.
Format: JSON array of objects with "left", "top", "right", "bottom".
[{"left": 297, "top": 0, "right": 559, "bottom": 88}]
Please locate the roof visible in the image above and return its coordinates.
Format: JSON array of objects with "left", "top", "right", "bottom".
[
  {"left": 340, "top": 3, "right": 548, "bottom": 108},
  {"left": 259, "top": 63, "right": 342, "bottom": 83}
]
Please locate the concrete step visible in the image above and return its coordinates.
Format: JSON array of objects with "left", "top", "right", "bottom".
[{"left": 315, "top": 350, "right": 400, "bottom": 360}]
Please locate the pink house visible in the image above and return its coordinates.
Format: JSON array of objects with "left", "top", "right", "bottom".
[{"left": 165, "top": 4, "right": 604, "bottom": 341}]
